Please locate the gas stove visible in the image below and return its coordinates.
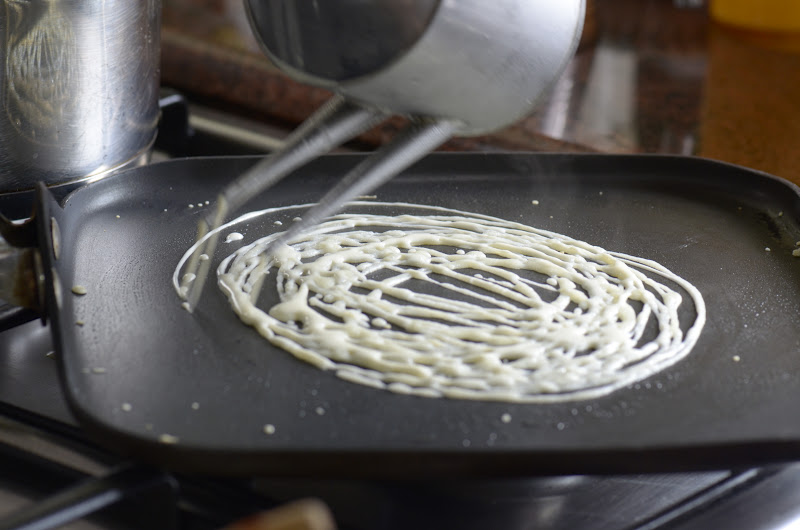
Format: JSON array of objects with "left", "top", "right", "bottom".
[{"left": 0, "top": 91, "right": 799, "bottom": 530}]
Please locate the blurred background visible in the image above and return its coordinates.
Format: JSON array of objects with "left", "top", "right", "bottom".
[
  {"left": 161, "top": 0, "right": 800, "bottom": 181},
  {"left": 161, "top": 0, "right": 800, "bottom": 183}
]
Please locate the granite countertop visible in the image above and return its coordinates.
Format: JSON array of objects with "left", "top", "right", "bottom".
[{"left": 161, "top": 0, "right": 800, "bottom": 183}]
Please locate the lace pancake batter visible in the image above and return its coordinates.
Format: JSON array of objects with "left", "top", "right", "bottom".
[{"left": 175, "top": 202, "right": 706, "bottom": 403}]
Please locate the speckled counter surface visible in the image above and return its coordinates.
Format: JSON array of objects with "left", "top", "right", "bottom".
[{"left": 161, "top": 0, "right": 800, "bottom": 183}]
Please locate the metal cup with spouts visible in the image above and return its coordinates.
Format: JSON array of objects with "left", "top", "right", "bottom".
[{"left": 181, "top": 0, "right": 585, "bottom": 310}]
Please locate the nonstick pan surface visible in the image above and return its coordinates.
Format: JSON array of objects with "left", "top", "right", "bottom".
[{"left": 40, "top": 153, "right": 800, "bottom": 477}]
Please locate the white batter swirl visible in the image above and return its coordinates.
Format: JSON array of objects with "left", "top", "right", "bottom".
[{"left": 174, "top": 202, "right": 706, "bottom": 403}]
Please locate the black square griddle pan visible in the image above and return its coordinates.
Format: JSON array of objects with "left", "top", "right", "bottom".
[{"left": 28, "top": 153, "right": 800, "bottom": 478}]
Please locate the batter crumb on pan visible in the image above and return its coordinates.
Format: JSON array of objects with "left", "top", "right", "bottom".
[
  {"left": 793, "top": 249, "right": 800, "bottom": 257},
  {"left": 263, "top": 424, "right": 276, "bottom": 435},
  {"left": 91, "top": 367, "right": 106, "bottom": 374},
  {"left": 191, "top": 402, "right": 200, "bottom": 410},
  {"left": 115, "top": 215, "right": 120, "bottom": 219},
  {"left": 733, "top": 355, "right": 741, "bottom": 362},
  {"left": 159, "top": 433, "right": 180, "bottom": 444},
  {"left": 121, "top": 403, "right": 132, "bottom": 412},
  {"left": 531, "top": 200, "right": 539, "bottom": 205},
  {"left": 71, "top": 285, "right": 87, "bottom": 295},
  {"left": 75, "top": 320, "right": 85, "bottom": 326},
  {"left": 315, "top": 406, "right": 326, "bottom": 416},
  {"left": 501, "top": 413, "right": 512, "bottom": 424},
  {"left": 766, "top": 247, "right": 771, "bottom": 252}
]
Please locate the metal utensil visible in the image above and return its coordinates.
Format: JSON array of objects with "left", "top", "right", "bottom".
[{"left": 180, "top": 0, "right": 586, "bottom": 310}]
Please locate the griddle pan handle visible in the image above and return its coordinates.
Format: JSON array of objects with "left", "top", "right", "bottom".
[
  {"left": 0, "top": 213, "right": 37, "bottom": 248},
  {"left": 0, "top": 187, "right": 45, "bottom": 330},
  {"left": 0, "top": 181, "right": 66, "bottom": 330}
]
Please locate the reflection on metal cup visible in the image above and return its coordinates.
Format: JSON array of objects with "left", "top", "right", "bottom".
[{"left": 0, "top": 0, "right": 161, "bottom": 192}]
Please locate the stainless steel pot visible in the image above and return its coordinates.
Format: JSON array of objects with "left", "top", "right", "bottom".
[{"left": 0, "top": 0, "right": 161, "bottom": 192}]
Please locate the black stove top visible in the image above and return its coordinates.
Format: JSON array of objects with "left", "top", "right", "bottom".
[{"left": 1, "top": 91, "right": 800, "bottom": 530}]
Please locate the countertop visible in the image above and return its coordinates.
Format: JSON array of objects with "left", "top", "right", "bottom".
[{"left": 161, "top": 0, "right": 800, "bottom": 183}]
